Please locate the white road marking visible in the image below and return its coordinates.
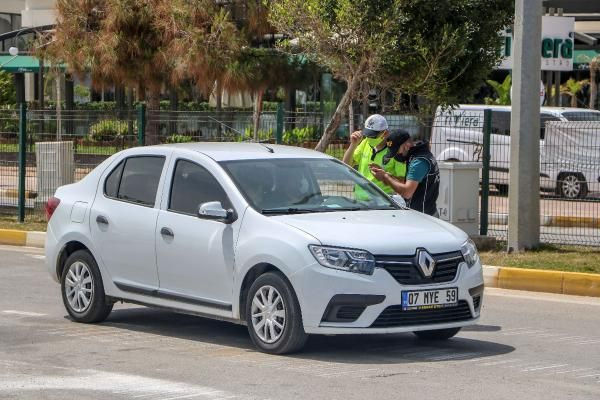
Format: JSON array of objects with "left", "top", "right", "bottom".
[
  {"left": 576, "top": 373, "right": 600, "bottom": 379},
  {"left": 0, "top": 363, "right": 256, "bottom": 400},
  {"left": 2, "top": 310, "right": 47, "bottom": 317},
  {"left": 486, "top": 288, "right": 600, "bottom": 306},
  {"left": 521, "top": 364, "right": 568, "bottom": 372},
  {"left": 479, "top": 358, "right": 522, "bottom": 367},
  {"left": 542, "top": 368, "right": 594, "bottom": 376},
  {"left": 573, "top": 339, "right": 600, "bottom": 345},
  {"left": 26, "top": 254, "right": 45, "bottom": 260}
]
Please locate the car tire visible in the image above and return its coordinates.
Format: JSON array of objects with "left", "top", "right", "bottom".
[
  {"left": 413, "top": 327, "right": 461, "bottom": 341},
  {"left": 245, "top": 272, "right": 308, "bottom": 354},
  {"left": 61, "top": 250, "right": 113, "bottom": 323},
  {"left": 557, "top": 173, "right": 588, "bottom": 199}
]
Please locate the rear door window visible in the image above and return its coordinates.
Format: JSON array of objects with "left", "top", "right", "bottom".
[
  {"left": 490, "top": 111, "right": 511, "bottom": 136},
  {"left": 105, "top": 156, "right": 165, "bottom": 207},
  {"left": 540, "top": 113, "right": 561, "bottom": 140}
]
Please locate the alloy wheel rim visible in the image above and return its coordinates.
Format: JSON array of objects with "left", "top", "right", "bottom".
[
  {"left": 562, "top": 175, "right": 580, "bottom": 198},
  {"left": 251, "top": 285, "right": 286, "bottom": 344},
  {"left": 65, "top": 261, "right": 93, "bottom": 313}
]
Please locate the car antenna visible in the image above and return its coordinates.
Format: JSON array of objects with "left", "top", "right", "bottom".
[{"left": 259, "top": 142, "right": 274, "bottom": 153}]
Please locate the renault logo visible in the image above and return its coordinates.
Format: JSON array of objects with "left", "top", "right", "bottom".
[{"left": 417, "top": 250, "right": 436, "bottom": 278}]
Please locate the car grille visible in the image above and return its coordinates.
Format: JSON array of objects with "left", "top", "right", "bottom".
[
  {"left": 375, "top": 251, "right": 463, "bottom": 285},
  {"left": 371, "top": 301, "right": 473, "bottom": 328},
  {"left": 473, "top": 295, "right": 481, "bottom": 311}
]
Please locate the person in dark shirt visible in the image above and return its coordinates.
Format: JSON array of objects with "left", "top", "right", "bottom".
[{"left": 370, "top": 130, "right": 440, "bottom": 216}]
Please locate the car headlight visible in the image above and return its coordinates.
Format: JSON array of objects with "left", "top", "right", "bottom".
[
  {"left": 460, "top": 239, "right": 480, "bottom": 268},
  {"left": 308, "top": 245, "right": 375, "bottom": 275}
]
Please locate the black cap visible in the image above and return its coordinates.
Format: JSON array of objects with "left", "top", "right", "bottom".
[{"left": 385, "top": 129, "right": 411, "bottom": 161}]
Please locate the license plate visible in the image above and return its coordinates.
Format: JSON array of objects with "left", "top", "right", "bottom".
[{"left": 401, "top": 288, "right": 458, "bottom": 311}]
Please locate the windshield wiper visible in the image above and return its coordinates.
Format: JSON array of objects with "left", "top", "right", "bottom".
[
  {"left": 261, "top": 208, "right": 320, "bottom": 215},
  {"left": 328, "top": 206, "right": 367, "bottom": 211}
]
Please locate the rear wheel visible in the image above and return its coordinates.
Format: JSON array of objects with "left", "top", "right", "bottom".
[
  {"left": 557, "top": 173, "right": 588, "bottom": 199},
  {"left": 61, "top": 250, "right": 113, "bottom": 323},
  {"left": 246, "top": 272, "right": 307, "bottom": 354},
  {"left": 413, "top": 327, "right": 461, "bottom": 341}
]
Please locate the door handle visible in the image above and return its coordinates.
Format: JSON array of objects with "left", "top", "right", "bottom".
[
  {"left": 160, "top": 227, "right": 174, "bottom": 238},
  {"left": 96, "top": 215, "right": 109, "bottom": 225}
]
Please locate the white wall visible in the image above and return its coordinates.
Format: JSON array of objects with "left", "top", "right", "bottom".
[
  {"left": 0, "top": 1, "right": 25, "bottom": 15},
  {"left": 22, "top": 0, "right": 56, "bottom": 27}
]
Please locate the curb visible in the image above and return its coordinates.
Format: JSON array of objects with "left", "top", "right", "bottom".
[
  {"left": 0, "top": 189, "right": 38, "bottom": 199},
  {"left": 1, "top": 229, "right": 599, "bottom": 298},
  {"left": 488, "top": 213, "right": 599, "bottom": 228},
  {"left": 483, "top": 265, "right": 600, "bottom": 298},
  {"left": 0, "top": 229, "right": 45, "bottom": 248}
]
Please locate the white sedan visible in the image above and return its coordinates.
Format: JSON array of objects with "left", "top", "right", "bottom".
[{"left": 45, "top": 143, "right": 483, "bottom": 354}]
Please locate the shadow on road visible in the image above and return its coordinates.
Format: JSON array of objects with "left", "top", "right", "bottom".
[{"left": 96, "top": 307, "right": 515, "bottom": 364}]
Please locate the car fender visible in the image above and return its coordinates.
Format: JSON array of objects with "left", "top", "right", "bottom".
[
  {"left": 232, "top": 210, "right": 320, "bottom": 319},
  {"left": 437, "top": 147, "right": 469, "bottom": 162},
  {"left": 51, "top": 229, "right": 115, "bottom": 293}
]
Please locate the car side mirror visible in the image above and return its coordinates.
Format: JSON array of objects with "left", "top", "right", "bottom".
[
  {"left": 198, "top": 201, "right": 237, "bottom": 224},
  {"left": 391, "top": 194, "right": 407, "bottom": 208}
]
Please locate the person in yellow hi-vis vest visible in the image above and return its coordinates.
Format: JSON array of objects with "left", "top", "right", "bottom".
[{"left": 342, "top": 115, "right": 406, "bottom": 200}]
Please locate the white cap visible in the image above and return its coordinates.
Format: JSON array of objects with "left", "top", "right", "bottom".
[{"left": 362, "top": 114, "right": 388, "bottom": 137}]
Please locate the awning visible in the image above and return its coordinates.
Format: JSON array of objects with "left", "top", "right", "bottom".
[
  {"left": 574, "top": 49, "right": 600, "bottom": 64},
  {"left": 0, "top": 55, "right": 66, "bottom": 73}
]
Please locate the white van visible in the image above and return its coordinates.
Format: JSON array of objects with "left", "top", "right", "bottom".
[{"left": 431, "top": 105, "right": 600, "bottom": 199}]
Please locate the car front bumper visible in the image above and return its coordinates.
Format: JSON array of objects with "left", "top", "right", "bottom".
[{"left": 292, "top": 260, "right": 483, "bottom": 334}]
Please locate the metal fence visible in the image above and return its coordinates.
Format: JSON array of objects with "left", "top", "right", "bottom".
[
  {"left": 1, "top": 105, "right": 599, "bottom": 247},
  {"left": 428, "top": 109, "right": 600, "bottom": 246}
]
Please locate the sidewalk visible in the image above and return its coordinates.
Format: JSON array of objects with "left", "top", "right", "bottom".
[{"left": 485, "top": 194, "right": 600, "bottom": 228}]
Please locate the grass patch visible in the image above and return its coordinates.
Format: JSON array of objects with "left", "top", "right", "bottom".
[
  {"left": 0, "top": 216, "right": 47, "bottom": 231},
  {"left": 480, "top": 243, "right": 600, "bottom": 274}
]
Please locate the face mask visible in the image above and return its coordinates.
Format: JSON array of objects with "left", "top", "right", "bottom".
[{"left": 366, "top": 137, "right": 382, "bottom": 147}]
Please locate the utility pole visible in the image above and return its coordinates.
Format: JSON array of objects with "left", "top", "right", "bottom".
[{"left": 508, "top": 0, "right": 542, "bottom": 251}]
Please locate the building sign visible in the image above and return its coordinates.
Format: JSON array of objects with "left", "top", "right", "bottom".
[{"left": 498, "top": 16, "right": 574, "bottom": 71}]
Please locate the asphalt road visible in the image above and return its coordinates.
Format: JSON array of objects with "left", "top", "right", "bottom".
[{"left": 1, "top": 245, "right": 600, "bottom": 400}]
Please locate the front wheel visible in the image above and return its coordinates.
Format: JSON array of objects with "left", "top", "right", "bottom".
[
  {"left": 413, "top": 327, "right": 461, "bottom": 341},
  {"left": 557, "top": 173, "right": 588, "bottom": 199},
  {"left": 246, "top": 272, "right": 307, "bottom": 354},
  {"left": 61, "top": 250, "right": 113, "bottom": 323}
]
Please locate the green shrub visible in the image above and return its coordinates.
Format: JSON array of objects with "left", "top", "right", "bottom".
[
  {"left": 282, "top": 126, "right": 317, "bottom": 144},
  {"left": 165, "top": 134, "right": 194, "bottom": 143},
  {"left": 88, "top": 119, "right": 137, "bottom": 141}
]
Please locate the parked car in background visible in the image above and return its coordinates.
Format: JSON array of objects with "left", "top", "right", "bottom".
[
  {"left": 431, "top": 105, "right": 600, "bottom": 199},
  {"left": 45, "top": 143, "right": 483, "bottom": 354}
]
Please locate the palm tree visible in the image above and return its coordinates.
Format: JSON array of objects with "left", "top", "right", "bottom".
[
  {"left": 560, "top": 78, "right": 586, "bottom": 108},
  {"left": 590, "top": 56, "right": 599, "bottom": 109},
  {"left": 41, "top": 0, "right": 240, "bottom": 144}
]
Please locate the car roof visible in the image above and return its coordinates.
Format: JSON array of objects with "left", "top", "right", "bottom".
[
  {"left": 452, "top": 104, "right": 600, "bottom": 115},
  {"left": 153, "top": 142, "right": 333, "bottom": 162}
]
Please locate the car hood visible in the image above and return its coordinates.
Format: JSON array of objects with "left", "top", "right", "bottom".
[{"left": 275, "top": 210, "right": 468, "bottom": 255}]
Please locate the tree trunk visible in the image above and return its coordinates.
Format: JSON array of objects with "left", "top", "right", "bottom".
[
  {"left": 56, "top": 71, "right": 62, "bottom": 141},
  {"left": 253, "top": 89, "right": 264, "bottom": 141},
  {"left": 348, "top": 101, "right": 354, "bottom": 133},
  {"left": 571, "top": 94, "right": 577, "bottom": 108},
  {"left": 361, "top": 82, "right": 369, "bottom": 119},
  {"left": 215, "top": 80, "right": 223, "bottom": 137},
  {"left": 315, "top": 70, "right": 363, "bottom": 153},
  {"left": 146, "top": 87, "right": 161, "bottom": 145},
  {"left": 591, "top": 58, "right": 598, "bottom": 109}
]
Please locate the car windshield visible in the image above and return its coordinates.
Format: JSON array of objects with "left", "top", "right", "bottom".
[
  {"left": 220, "top": 158, "right": 400, "bottom": 214},
  {"left": 562, "top": 111, "right": 600, "bottom": 122}
]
